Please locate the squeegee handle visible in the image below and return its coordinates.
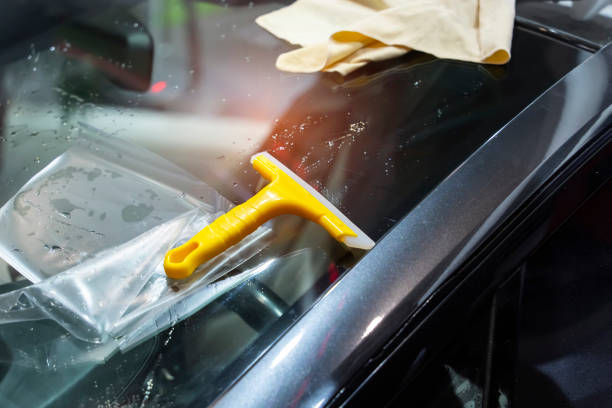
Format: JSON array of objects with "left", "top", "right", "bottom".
[{"left": 163, "top": 190, "right": 273, "bottom": 280}]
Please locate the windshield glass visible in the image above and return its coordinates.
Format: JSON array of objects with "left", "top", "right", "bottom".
[{"left": 0, "top": 1, "right": 590, "bottom": 406}]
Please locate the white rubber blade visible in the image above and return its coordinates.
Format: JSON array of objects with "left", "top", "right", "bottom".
[{"left": 252, "top": 152, "right": 375, "bottom": 250}]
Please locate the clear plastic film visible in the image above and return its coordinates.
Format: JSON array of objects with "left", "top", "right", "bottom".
[
  {"left": 0, "top": 126, "right": 232, "bottom": 282},
  {"left": 0, "top": 250, "right": 300, "bottom": 408},
  {"left": 0, "top": 129, "right": 272, "bottom": 350}
]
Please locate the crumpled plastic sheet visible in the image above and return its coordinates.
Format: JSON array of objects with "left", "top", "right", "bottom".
[
  {"left": 0, "top": 129, "right": 231, "bottom": 283},
  {"left": 0, "top": 252, "right": 284, "bottom": 408},
  {"left": 0, "top": 129, "right": 273, "bottom": 357},
  {"left": 0, "top": 209, "right": 271, "bottom": 344}
]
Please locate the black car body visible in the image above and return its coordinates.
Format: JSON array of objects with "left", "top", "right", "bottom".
[{"left": 0, "top": 1, "right": 610, "bottom": 407}]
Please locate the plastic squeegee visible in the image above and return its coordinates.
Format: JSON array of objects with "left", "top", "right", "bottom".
[{"left": 164, "top": 152, "right": 375, "bottom": 279}]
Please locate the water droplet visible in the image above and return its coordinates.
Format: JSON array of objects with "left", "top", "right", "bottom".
[
  {"left": 49, "top": 46, "right": 55, "bottom": 52},
  {"left": 133, "top": 22, "right": 139, "bottom": 28},
  {"left": 233, "top": 182, "right": 238, "bottom": 187},
  {"left": 413, "top": 80, "right": 422, "bottom": 87},
  {"left": 350, "top": 121, "right": 366, "bottom": 133},
  {"left": 32, "top": 67, "right": 37, "bottom": 72}
]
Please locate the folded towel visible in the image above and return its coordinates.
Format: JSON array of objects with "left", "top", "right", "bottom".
[{"left": 256, "top": 0, "right": 515, "bottom": 75}]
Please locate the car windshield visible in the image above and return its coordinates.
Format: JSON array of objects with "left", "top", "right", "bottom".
[{"left": 0, "top": 1, "right": 590, "bottom": 406}]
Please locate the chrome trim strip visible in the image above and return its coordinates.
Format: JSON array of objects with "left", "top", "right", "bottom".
[
  {"left": 516, "top": 1, "right": 612, "bottom": 51},
  {"left": 515, "top": 16, "right": 601, "bottom": 52}
]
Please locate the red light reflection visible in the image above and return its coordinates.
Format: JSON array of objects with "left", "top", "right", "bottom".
[
  {"left": 150, "top": 81, "right": 167, "bottom": 93},
  {"left": 328, "top": 262, "right": 339, "bottom": 283}
]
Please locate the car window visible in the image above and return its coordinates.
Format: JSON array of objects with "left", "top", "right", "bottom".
[{"left": 0, "top": 1, "right": 591, "bottom": 406}]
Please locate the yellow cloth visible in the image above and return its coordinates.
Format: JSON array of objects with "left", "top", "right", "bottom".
[{"left": 256, "top": 0, "right": 515, "bottom": 75}]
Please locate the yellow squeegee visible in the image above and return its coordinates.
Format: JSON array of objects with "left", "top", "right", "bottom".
[{"left": 164, "top": 152, "right": 375, "bottom": 279}]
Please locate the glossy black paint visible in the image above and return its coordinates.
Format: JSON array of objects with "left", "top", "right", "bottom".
[{"left": 338, "top": 127, "right": 612, "bottom": 407}]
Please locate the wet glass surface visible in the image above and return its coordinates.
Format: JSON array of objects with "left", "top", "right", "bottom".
[{"left": 0, "top": 1, "right": 593, "bottom": 406}]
